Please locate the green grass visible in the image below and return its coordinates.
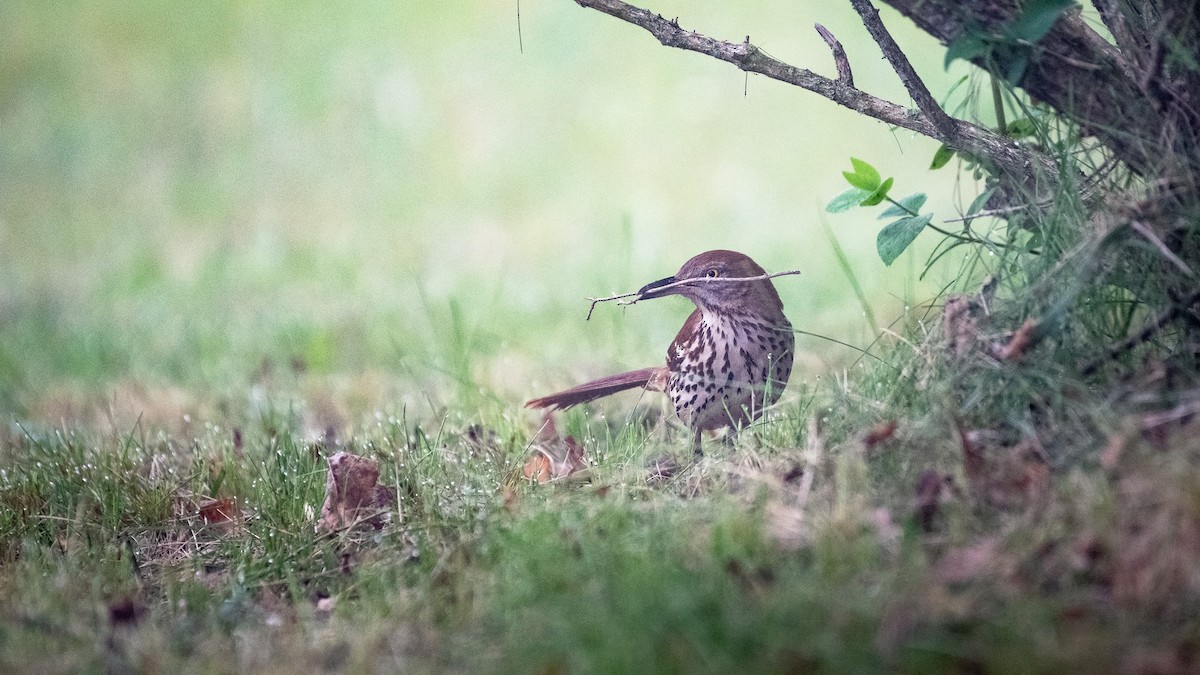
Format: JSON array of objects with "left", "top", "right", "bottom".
[{"left": 4, "top": 358, "right": 1197, "bottom": 672}]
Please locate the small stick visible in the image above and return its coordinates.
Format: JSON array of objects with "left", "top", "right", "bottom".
[
  {"left": 814, "top": 24, "right": 853, "bottom": 87},
  {"left": 586, "top": 270, "right": 801, "bottom": 320},
  {"left": 1080, "top": 289, "right": 1200, "bottom": 376},
  {"left": 1130, "top": 220, "right": 1194, "bottom": 277}
]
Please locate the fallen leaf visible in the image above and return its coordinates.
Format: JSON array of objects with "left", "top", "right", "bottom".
[
  {"left": 317, "top": 452, "right": 395, "bottom": 533},
  {"left": 994, "top": 318, "right": 1040, "bottom": 361},
  {"left": 863, "top": 420, "right": 898, "bottom": 448},
  {"left": 198, "top": 497, "right": 241, "bottom": 532},
  {"left": 523, "top": 413, "right": 586, "bottom": 484},
  {"left": 522, "top": 454, "right": 550, "bottom": 483}
]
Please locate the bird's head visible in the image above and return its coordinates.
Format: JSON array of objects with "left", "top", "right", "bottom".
[{"left": 635, "top": 249, "right": 786, "bottom": 315}]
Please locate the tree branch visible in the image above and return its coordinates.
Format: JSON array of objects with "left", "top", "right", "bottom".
[
  {"left": 572, "top": 0, "right": 1057, "bottom": 183},
  {"left": 881, "top": 0, "right": 1198, "bottom": 177},
  {"left": 847, "top": 0, "right": 958, "bottom": 143}
]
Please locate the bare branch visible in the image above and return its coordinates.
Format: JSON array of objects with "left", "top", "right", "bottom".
[
  {"left": 1080, "top": 289, "right": 1200, "bottom": 376},
  {"left": 572, "top": 0, "right": 1057, "bottom": 183},
  {"left": 814, "top": 23, "right": 853, "bottom": 87},
  {"left": 1092, "top": 0, "right": 1130, "bottom": 45},
  {"left": 847, "top": 0, "right": 958, "bottom": 143}
]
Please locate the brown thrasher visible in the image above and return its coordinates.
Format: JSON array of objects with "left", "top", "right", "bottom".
[{"left": 527, "top": 250, "right": 794, "bottom": 455}]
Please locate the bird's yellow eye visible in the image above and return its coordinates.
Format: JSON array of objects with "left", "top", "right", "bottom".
[{"left": 705, "top": 269, "right": 719, "bottom": 278}]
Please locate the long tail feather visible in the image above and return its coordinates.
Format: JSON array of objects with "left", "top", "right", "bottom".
[{"left": 526, "top": 367, "right": 666, "bottom": 410}]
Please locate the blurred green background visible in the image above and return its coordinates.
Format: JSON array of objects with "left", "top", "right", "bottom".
[{"left": 0, "top": 0, "right": 973, "bottom": 424}]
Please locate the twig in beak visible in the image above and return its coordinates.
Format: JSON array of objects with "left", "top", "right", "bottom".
[{"left": 585, "top": 270, "right": 801, "bottom": 320}]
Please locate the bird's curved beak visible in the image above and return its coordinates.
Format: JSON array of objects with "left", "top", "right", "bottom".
[{"left": 636, "top": 275, "right": 679, "bottom": 300}]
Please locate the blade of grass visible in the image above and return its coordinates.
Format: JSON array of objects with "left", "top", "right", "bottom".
[{"left": 820, "top": 213, "right": 878, "bottom": 332}]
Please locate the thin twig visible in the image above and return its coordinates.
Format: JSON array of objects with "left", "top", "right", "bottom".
[
  {"left": 1129, "top": 220, "right": 1194, "bottom": 277},
  {"left": 517, "top": 0, "right": 524, "bottom": 53},
  {"left": 943, "top": 203, "right": 1032, "bottom": 223},
  {"left": 793, "top": 328, "right": 894, "bottom": 368},
  {"left": 1080, "top": 290, "right": 1200, "bottom": 376},
  {"left": 585, "top": 270, "right": 801, "bottom": 320},
  {"left": 1140, "top": 397, "right": 1200, "bottom": 430},
  {"left": 814, "top": 23, "right": 853, "bottom": 87},
  {"left": 847, "top": 0, "right": 958, "bottom": 142},
  {"left": 796, "top": 415, "right": 823, "bottom": 511},
  {"left": 585, "top": 290, "right": 640, "bottom": 320}
]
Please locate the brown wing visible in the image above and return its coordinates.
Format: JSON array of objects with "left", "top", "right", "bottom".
[{"left": 666, "top": 309, "right": 703, "bottom": 373}]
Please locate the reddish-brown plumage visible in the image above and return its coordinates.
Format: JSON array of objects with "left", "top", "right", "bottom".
[{"left": 527, "top": 250, "right": 794, "bottom": 455}]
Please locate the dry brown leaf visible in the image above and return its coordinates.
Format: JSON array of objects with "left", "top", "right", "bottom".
[
  {"left": 523, "top": 413, "right": 586, "bottom": 484},
  {"left": 994, "top": 318, "right": 1040, "bottom": 361},
  {"left": 317, "top": 451, "right": 395, "bottom": 533},
  {"left": 198, "top": 497, "right": 241, "bottom": 532},
  {"left": 522, "top": 454, "right": 553, "bottom": 483},
  {"left": 862, "top": 420, "right": 898, "bottom": 448}
]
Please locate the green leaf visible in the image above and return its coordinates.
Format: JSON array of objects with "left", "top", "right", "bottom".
[
  {"left": 1004, "top": 54, "right": 1030, "bottom": 85},
  {"left": 826, "top": 187, "right": 872, "bottom": 213},
  {"left": 842, "top": 171, "right": 874, "bottom": 191},
  {"left": 1009, "top": 0, "right": 1075, "bottom": 44},
  {"left": 1004, "top": 118, "right": 1037, "bottom": 138},
  {"left": 850, "top": 157, "right": 880, "bottom": 185},
  {"left": 843, "top": 157, "right": 881, "bottom": 191},
  {"left": 876, "top": 213, "right": 933, "bottom": 266},
  {"left": 879, "top": 193, "right": 927, "bottom": 219},
  {"left": 965, "top": 188, "right": 997, "bottom": 218},
  {"left": 860, "top": 177, "right": 893, "bottom": 206},
  {"left": 930, "top": 144, "right": 956, "bottom": 170},
  {"left": 944, "top": 34, "right": 987, "bottom": 68}
]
